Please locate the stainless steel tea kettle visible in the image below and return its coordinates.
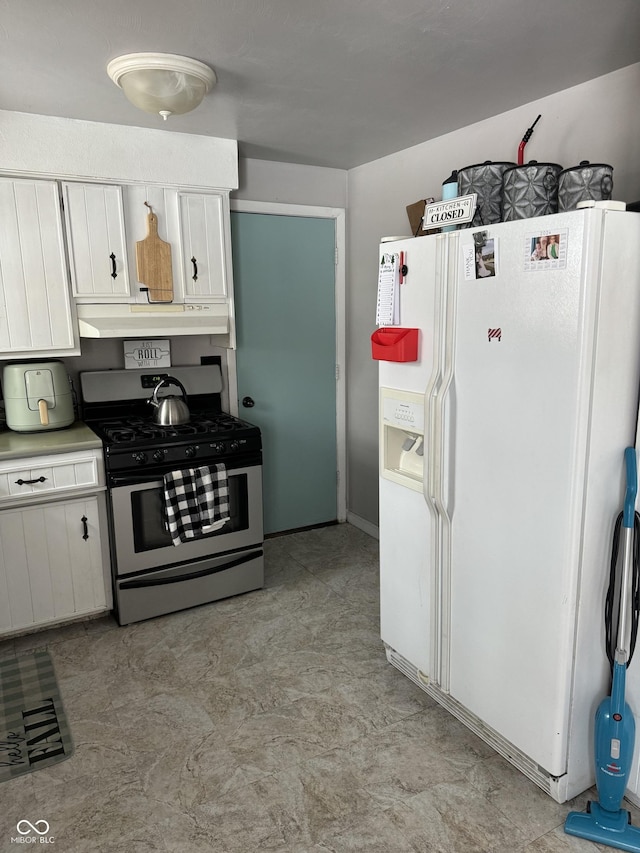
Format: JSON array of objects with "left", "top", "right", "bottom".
[{"left": 148, "top": 376, "right": 190, "bottom": 425}]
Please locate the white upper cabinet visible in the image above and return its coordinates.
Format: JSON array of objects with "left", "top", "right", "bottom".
[
  {"left": 0, "top": 175, "right": 235, "bottom": 342},
  {"left": 125, "top": 184, "right": 178, "bottom": 304},
  {"left": 63, "top": 182, "right": 131, "bottom": 301},
  {"left": 74, "top": 183, "right": 234, "bottom": 339},
  {"left": 123, "top": 185, "right": 231, "bottom": 304},
  {"left": 0, "top": 178, "right": 79, "bottom": 357},
  {"left": 178, "top": 191, "right": 229, "bottom": 300}
]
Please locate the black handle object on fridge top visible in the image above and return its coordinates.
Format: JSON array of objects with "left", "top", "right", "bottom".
[
  {"left": 242, "top": 397, "right": 255, "bottom": 408},
  {"left": 110, "top": 252, "right": 117, "bottom": 278},
  {"left": 15, "top": 476, "right": 47, "bottom": 486},
  {"left": 81, "top": 515, "right": 89, "bottom": 541},
  {"left": 517, "top": 114, "right": 542, "bottom": 164},
  {"left": 191, "top": 257, "right": 198, "bottom": 281}
]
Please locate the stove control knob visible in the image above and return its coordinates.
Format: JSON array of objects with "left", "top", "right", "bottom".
[
  {"left": 153, "top": 450, "right": 165, "bottom": 463},
  {"left": 133, "top": 452, "right": 148, "bottom": 465},
  {"left": 229, "top": 440, "right": 240, "bottom": 452},
  {"left": 213, "top": 442, "right": 226, "bottom": 454},
  {"left": 184, "top": 445, "right": 197, "bottom": 459}
]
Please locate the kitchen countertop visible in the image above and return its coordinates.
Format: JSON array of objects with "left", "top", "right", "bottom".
[{"left": 0, "top": 421, "right": 102, "bottom": 461}]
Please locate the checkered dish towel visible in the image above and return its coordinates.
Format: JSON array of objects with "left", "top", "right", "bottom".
[{"left": 163, "top": 464, "right": 230, "bottom": 545}]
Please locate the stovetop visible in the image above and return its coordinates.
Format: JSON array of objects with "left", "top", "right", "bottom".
[
  {"left": 84, "top": 412, "right": 262, "bottom": 473},
  {"left": 79, "top": 365, "right": 262, "bottom": 473},
  {"left": 89, "top": 412, "right": 258, "bottom": 447}
]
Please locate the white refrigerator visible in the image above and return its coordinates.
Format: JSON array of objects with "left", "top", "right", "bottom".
[{"left": 377, "top": 206, "right": 640, "bottom": 803}]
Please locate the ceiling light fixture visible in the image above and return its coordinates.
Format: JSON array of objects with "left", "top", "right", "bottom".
[{"left": 107, "top": 52, "right": 216, "bottom": 121}]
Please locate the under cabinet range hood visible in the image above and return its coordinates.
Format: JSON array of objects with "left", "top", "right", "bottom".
[{"left": 76, "top": 303, "right": 230, "bottom": 338}]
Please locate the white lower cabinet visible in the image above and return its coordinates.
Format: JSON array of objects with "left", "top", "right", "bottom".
[{"left": 0, "top": 495, "right": 112, "bottom": 635}]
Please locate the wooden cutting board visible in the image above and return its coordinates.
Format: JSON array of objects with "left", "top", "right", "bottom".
[{"left": 136, "top": 206, "right": 174, "bottom": 302}]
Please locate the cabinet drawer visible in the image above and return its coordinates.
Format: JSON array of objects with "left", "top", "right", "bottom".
[{"left": 0, "top": 450, "right": 104, "bottom": 504}]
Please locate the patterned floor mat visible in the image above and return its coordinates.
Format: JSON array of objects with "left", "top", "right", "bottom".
[{"left": 0, "top": 650, "right": 73, "bottom": 782}]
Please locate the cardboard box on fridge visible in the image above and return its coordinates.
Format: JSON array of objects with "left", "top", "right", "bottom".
[{"left": 406, "top": 198, "right": 438, "bottom": 237}]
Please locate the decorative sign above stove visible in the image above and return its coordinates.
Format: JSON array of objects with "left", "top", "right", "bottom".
[{"left": 123, "top": 339, "right": 171, "bottom": 369}]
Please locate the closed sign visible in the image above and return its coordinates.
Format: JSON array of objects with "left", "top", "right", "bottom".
[{"left": 423, "top": 194, "right": 478, "bottom": 229}]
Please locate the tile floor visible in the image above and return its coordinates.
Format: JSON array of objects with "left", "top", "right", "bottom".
[{"left": 0, "top": 522, "right": 632, "bottom": 851}]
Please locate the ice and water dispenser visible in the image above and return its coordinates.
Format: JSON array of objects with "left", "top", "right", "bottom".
[{"left": 379, "top": 387, "right": 425, "bottom": 492}]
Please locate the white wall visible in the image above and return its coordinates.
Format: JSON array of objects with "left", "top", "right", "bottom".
[
  {"left": 234, "top": 157, "right": 347, "bottom": 208},
  {"left": 346, "top": 63, "right": 640, "bottom": 525},
  {"left": 0, "top": 110, "right": 238, "bottom": 188}
]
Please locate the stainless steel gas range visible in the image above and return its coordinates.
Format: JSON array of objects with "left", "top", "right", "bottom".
[{"left": 80, "top": 365, "right": 264, "bottom": 625}]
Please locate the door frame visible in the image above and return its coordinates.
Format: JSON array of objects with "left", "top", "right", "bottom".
[{"left": 229, "top": 199, "right": 346, "bottom": 524}]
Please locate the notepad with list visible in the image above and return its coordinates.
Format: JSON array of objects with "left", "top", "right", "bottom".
[{"left": 376, "top": 253, "right": 400, "bottom": 326}]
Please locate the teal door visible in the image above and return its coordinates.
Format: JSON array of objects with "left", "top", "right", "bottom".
[{"left": 231, "top": 212, "right": 337, "bottom": 534}]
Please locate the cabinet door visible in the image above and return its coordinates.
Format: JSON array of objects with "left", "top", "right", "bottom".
[
  {"left": 63, "top": 182, "right": 131, "bottom": 300},
  {"left": 126, "top": 184, "right": 179, "bottom": 304},
  {"left": 178, "top": 192, "right": 229, "bottom": 300},
  {"left": 0, "top": 496, "right": 111, "bottom": 635},
  {"left": 0, "top": 179, "right": 79, "bottom": 355}
]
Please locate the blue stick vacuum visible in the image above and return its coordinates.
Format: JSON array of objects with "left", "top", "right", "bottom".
[{"left": 565, "top": 447, "right": 640, "bottom": 851}]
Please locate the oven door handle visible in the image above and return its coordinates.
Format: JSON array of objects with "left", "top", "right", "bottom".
[
  {"left": 110, "top": 473, "right": 163, "bottom": 488},
  {"left": 118, "top": 549, "right": 263, "bottom": 588},
  {"left": 109, "top": 460, "right": 261, "bottom": 489}
]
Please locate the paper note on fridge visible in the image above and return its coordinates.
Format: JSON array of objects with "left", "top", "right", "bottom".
[{"left": 376, "top": 253, "right": 400, "bottom": 326}]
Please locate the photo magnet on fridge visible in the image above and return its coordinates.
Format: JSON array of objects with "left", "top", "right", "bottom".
[
  {"left": 524, "top": 229, "right": 568, "bottom": 271},
  {"left": 463, "top": 238, "right": 497, "bottom": 281}
]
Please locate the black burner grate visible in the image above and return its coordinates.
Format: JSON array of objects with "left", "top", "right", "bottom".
[{"left": 90, "top": 413, "right": 256, "bottom": 447}]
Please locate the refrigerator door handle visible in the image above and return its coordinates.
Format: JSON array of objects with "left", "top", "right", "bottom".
[
  {"left": 422, "top": 234, "right": 456, "bottom": 691},
  {"left": 428, "top": 233, "right": 459, "bottom": 694},
  {"left": 424, "top": 237, "right": 447, "bottom": 513},
  {"left": 427, "top": 234, "right": 458, "bottom": 521},
  {"left": 433, "top": 241, "right": 458, "bottom": 523},
  {"left": 425, "top": 391, "right": 440, "bottom": 509}
]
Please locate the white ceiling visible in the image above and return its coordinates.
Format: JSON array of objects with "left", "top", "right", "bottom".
[{"left": 3, "top": 0, "right": 640, "bottom": 169}]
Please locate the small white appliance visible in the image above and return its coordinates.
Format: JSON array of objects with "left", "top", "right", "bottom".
[{"left": 2, "top": 360, "right": 75, "bottom": 432}]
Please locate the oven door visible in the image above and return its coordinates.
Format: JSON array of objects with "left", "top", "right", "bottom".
[{"left": 108, "top": 462, "right": 263, "bottom": 577}]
